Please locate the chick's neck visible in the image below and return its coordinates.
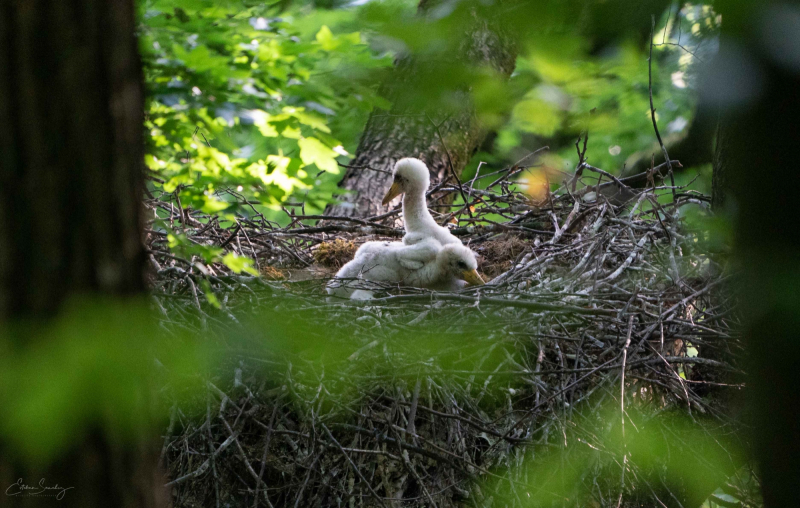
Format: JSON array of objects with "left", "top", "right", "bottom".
[{"left": 402, "top": 185, "right": 439, "bottom": 234}]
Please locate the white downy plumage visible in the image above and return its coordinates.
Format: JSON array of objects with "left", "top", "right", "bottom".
[
  {"left": 381, "top": 158, "right": 462, "bottom": 247},
  {"left": 326, "top": 239, "right": 483, "bottom": 299}
]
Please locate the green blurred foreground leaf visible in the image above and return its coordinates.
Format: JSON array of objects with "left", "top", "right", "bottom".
[
  {"left": 0, "top": 293, "right": 520, "bottom": 465},
  {"left": 0, "top": 299, "right": 212, "bottom": 466},
  {"left": 484, "top": 404, "right": 746, "bottom": 506}
]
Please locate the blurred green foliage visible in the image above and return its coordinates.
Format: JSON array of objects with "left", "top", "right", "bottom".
[
  {"left": 0, "top": 293, "right": 520, "bottom": 465},
  {"left": 0, "top": 297, "right": 750, "bottom": 506},
  {"left": 467, "top": 3, "right": 720, "bottom": 186},
  {"left": 483, "top": 404, "right": 747, "bottom": 506},
  {"left": 0, "top": 300, "right": 212, "bottom": 465}
]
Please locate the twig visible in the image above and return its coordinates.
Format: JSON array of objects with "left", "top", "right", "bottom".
[
  {"left": 618, "top": 315, "right": 635, "bottom": 504},
  {"left": 367, "top": 293, "right": 618, "bottom": 316},
  {"left": 254, "top": 403, "right": 279, "bottom": 508},
  {"left": 322, "top": 424, "right": 388, "bottom": 508},
  {"left": 427, "top": 114, "right": 473, "bottom": 217},
  {"left": 649, "top": 15, "right": 676, "bottom": 205}
]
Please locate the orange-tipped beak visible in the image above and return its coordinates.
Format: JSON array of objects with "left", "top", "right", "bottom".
[
  {"left": 382, "top": 182, "right": 402, "bottom": 206},
  {"left": 461, "top": 269, "right": 485, "bottom": 286}
]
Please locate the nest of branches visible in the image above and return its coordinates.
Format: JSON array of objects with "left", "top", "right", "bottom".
[{"left": 148, "top": 155, "right": 754, "bottom": 507}]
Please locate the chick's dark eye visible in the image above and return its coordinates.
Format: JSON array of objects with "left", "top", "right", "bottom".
[{"left": 457, "top": 261, "right": 467, "bottom": 269}]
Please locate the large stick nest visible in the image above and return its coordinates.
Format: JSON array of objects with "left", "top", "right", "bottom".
[{"left": 147, "top": 158, "right": 754, "bottom": 507}]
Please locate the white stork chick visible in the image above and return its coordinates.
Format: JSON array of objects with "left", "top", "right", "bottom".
[
  {"left": 419, "top": 243, "right": 484, "bottom": 291},
  {"left": 326, "top": 239, "right": 438, "bottom": 299},
  {"left": 381, "top": 158, "right": 462, "bottom": 247},
  {"left": 326, "top": 240, "right": 483, "bottom": 299}
]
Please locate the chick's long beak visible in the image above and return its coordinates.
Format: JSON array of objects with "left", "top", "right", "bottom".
[
  {"left": 461, "top": 269, "right": 485, "bottom": 286},
  {"left": 382, "top": 182, "right": 403, "bottom": 206}
]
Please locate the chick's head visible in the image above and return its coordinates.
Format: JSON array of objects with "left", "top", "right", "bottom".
[
  {"left": 382, "top": 157, "right": 430, "bottom": 205},
  {"left": 439, "top": 244, "right": 484, "bottom": 286}
]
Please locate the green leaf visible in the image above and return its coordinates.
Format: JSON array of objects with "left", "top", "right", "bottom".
[
  {"left": 251, "top": 110, "right": 279, "bottom": 138},
  {"left": 200, "top": 279, "right": 222, "bottom": 309},
  {"left": 167, "top": 233, "right": 223, "bottom": 263},
  {"left": 298, "top": 137, "right": 340, "bottom": 174},
  {"left": 316, "top": 26, "right": 339, "bottom": 51},
  {"left": 511, "top": 97, "right": 563, "bottom": 137},
  {"left": 199, "top": 195, "right": 231, "bottom": 214},
  {"left": 222, "top": 253, "right": 259, "bottom": 276},
  {"left": 172, "top": 43, "right": 227, "bottom": 74}
]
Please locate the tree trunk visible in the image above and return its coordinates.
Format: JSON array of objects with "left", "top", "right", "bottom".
[
  {"left": 711, "top": 118, "right": 731, "bottom": 210},
  {"left": 0, "top": 0, "right": 146, "bottom": 318},
  {"left": 711, "top": 1, "right": 800, "bottom": 505},
  {"left": 0, "top": 1, "right": 161, "bottom": 506},
  {"left": 325, "top": 3, "right": 516, "bottom": 218}
]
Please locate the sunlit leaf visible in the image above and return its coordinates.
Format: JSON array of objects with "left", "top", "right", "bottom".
[
  {"left": 222, "top": 253, "right": 259, "bottom": 276},
  {"left": 298, "top": 137, "right": 340, "bottom": 174}
]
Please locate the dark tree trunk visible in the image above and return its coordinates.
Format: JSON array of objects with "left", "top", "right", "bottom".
[
  {"left": 710, "top": 1, "right": 800, "bottom": 505},
  {"left": 0, "top": 1, "right": 161, "bottom": 506},
  {"left": 0, "top": 0, "right": 146, "bottom": 318},
  {"left": 325, "top": 3, "right": 516, "bottom": 218},
  {"left": 711, "top": 118, "right": 731, "bottom": 210}
]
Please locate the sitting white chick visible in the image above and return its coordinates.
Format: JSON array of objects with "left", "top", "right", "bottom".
[{"left": 326, "top": 240, "right": 483, "bottom": 300}]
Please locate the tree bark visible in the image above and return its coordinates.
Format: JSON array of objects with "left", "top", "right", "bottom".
[
  {"left": 711, "top": 117, "right": 731, "bottom": 210},
  {"left": 0, "top": 1, "right": 162, "bottom": 506},
  {"left": 325, "top": 2, "right": 516, "bottom": 218},
  {"left": 711, "top": 1, "right": 800, "bottom": 504},
  {"left": 0, "top": 0, "right": 146, "bottom": 318}
]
